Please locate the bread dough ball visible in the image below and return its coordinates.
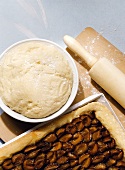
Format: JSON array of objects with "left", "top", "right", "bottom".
[{"left": 0, "top": 41, "right": 73, "bottom": 118}]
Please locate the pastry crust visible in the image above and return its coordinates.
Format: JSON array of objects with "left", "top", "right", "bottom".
[{"left": 0, "top": 102, "right": 125, "bottom": 164}]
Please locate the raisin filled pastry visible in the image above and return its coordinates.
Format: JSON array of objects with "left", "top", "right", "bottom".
[{"left": 0, "top": 102, "right": 125, "bottom": 170}]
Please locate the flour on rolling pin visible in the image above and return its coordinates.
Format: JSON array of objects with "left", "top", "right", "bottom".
[{"left": 64, "top": 35, "right": 125, "bottom": 109}]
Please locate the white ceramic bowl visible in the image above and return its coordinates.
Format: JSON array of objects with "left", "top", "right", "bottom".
[{"left": 0, "top": 38, "right": 79, "bottom": 123}]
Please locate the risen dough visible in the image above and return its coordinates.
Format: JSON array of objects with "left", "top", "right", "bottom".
[{"left": 0, "top": 41, "right": 73, "bottom": 118}]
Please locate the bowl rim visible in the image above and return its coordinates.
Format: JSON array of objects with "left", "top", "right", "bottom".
[{"left": 0, "top": 38, "right": 79, "bottom": 123}]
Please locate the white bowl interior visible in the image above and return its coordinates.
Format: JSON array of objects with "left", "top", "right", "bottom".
[{"left": 0, "top": 39, "right": 79, "bottom": 123}]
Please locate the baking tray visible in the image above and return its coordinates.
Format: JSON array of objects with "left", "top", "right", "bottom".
[{"left": 0, "top": 93, "right": 124, "bottom": 148}]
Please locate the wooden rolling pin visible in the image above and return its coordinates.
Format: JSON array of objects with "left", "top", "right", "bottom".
[{"left": 64, "top": 35, "right": 125, "bottom": 109}]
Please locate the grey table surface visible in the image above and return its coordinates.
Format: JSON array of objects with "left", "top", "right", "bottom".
[{"left": 0, "top": 0, "right": 125, "bottom": 144}]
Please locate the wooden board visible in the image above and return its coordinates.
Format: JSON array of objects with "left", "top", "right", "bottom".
[{"left": 0, "top": 27, "right": 125, "bottom": 142}]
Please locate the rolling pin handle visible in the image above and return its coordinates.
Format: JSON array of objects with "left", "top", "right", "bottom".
[{"left": 63, "top": 35, "right": 97, "bottom": 68}]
